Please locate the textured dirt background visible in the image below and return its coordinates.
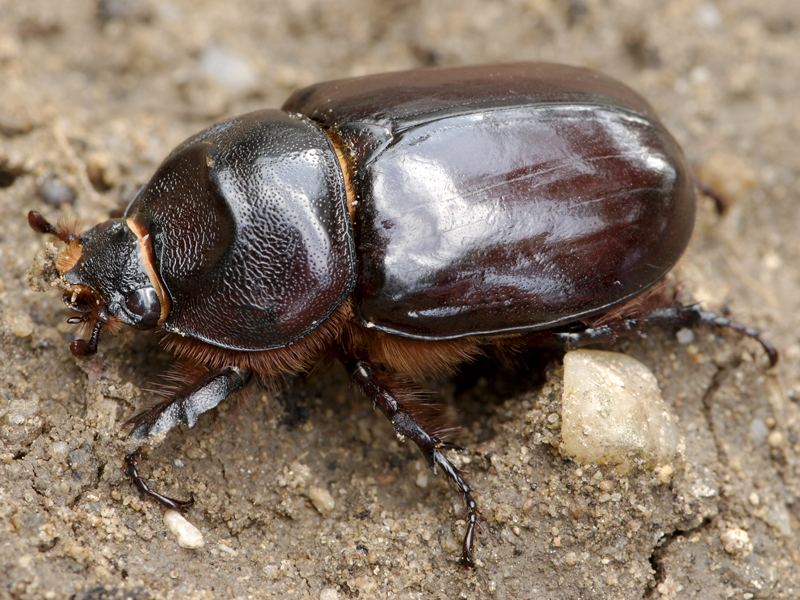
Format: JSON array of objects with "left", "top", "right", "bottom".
[{"left": 2, "top": 0, "right": 800, "bottom": 599}]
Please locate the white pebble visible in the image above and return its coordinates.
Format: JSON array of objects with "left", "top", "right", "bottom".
[
  {"left": 656, "top": 464, "right": 675, "bottom": 484},
  {"left": 218, "top": 542, "right": 237, "bottom": 556},
  {"left": 695, "top": 3, "right": 722, "bottom": 30},
  {"left": 749, "top": 419, "right": 768, "bottom": 446},
  {"left": 200, "top": 44, "right": 256, "bottom": 92},
  {"left": 720, "top": 528, "right": 752, "bottom": 558},
  {"left": 164, "top": 509, "right": 204, "bottom": 549},
  {"left": 308, "top": 486, "right": 335, "bottom": 515},
  {"left": 4, "top": 311, "right": 34, "bottom": 337},
  {"left": 767, "top": 430, "right": 784, "bottom": 448},
  {"left": 319, "top": 588, "right": 340, "bottom": 600},
  {"left": 561, "top": 349, "right": 683, "bottom": 474},
  {"left": 675, "top": 327, "right": 695, "bottom": 345}
]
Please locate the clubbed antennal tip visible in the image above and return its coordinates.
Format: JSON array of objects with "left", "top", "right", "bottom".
[{"left": 28, "top": 210, "right": 80, "bottom": 244}]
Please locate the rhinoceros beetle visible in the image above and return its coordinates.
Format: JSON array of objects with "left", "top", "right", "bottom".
[{"left": 29, "top": 63, "right": 777, "bottom": 567}]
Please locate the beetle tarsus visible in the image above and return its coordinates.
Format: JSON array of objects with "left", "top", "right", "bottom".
[
  {"left": 346, "top": 358, "right": 480, "bottom": 567},
  {"left": 696, "top": 179, "right": 728, "bottom": 215},
  {"left": 126, "top": 451, "right": 194, "bottom": 511},
  {"left": 432, "top": 447, "right": 480, "bottom": 568},
  {"left": 691, "top": 307, "right": 778, "bottom": 366}
]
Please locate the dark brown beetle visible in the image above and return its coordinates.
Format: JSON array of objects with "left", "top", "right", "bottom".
[{"left": 29, "top": 63, "right": 776, "bottom": 567}]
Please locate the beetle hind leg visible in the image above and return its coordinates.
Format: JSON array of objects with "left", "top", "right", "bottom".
[
  {"left": 553, "top": 303, "right": 777, "bottom": 366},
  {"left": 125, "top": 366, "right": 251, "bottom": 508},
  {"left": 345, "top": 358, "right": 480, "bottom": 567}
]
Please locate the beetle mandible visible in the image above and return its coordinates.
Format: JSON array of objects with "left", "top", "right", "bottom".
[{"left": 29, "top": 63, "right": 777, "bottom": 567}]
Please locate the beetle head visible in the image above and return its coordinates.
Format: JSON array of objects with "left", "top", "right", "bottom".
[{"left": 29, "top": 211, "right": 169, "bottom": 357}]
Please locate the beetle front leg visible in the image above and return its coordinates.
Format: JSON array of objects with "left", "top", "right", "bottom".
[
  {"left": 345, "top": 358, "right": 479, "bottom": 568},
  {"left": 125, "top": 366, "right": 251, "bottom": 508}
]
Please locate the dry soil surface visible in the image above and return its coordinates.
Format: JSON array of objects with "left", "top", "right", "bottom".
[{"left": 2, "top": 1, "right": 800, "bottom": 599}]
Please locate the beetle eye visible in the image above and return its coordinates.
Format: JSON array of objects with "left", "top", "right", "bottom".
[{"left": 125, "top": 287, "right": 161, "bottom": 330}]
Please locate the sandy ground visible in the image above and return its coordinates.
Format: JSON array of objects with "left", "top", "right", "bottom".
[{"left": 2, "top": 0, "right": 800, "bottom": 598}]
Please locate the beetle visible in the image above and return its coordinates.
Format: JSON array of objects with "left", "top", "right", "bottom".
[{"left": 29, "top": 63, "right": 777, "bottom": 567}]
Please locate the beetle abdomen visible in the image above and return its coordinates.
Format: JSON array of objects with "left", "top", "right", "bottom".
[
  {"left": 287, "top": 64, "right": 695, "bottom": 340},
  {"left": 126, "top": 110, "right": 356, "bottom": 350}
]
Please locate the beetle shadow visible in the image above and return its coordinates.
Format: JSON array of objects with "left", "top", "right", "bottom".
[
  {"left": 271, "top": 376, "right": 310, "bottom": 428},
  {"left": 450, "top": 349, "right": 558, "bottom": 444}
]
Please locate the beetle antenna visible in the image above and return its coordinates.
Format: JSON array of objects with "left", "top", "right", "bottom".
[{"left": 28, "top": 210, "right": 79, "bottom": 244}]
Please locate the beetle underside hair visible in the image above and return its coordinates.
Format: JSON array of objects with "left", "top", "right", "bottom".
[
  {"left": 161, "top": 300, "right": 354, "bottom": 380},
  {"left": 160, "top": 296, "right": 487, "bottom": 384}
]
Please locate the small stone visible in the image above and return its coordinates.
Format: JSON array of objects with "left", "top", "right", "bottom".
[
  {"left": 656, "top": 464, "right": 675, "bottom": 484},
  {"left": 164, "top": 509, "right": 204, "bottom": 549},
  {"left": 521, "top": 497, "right": 535, "bottom": 513},
  {"left": 97, "top": 0, "right": 153, "bottom": 22},
  {"left": 320, "top": 588, "right": 339, "bottom": 600},
  {"left": 675, "top": 328, "right": 695, "bottom": 345},
  {"left": 695, "top": 2, "right": 722, "bottom": 30},
  {"left": 494, "top": 503, "right": 513, "bottom": 524},
  {"left": 263, "top": 564, "right": 279, "bottom": 579},
  {"left": 6, "top": 398, "right": 39, "bottom": 425},
  {"left": 598, "top": 479, "right": 615, "bottom": 492},
  {"left": 377, "top": 473, "right": 396, "bottom": 485},
  {"left": 767, "top": 431, "right": 784, "bottom": 448},
  {"left": 767, "top": 504, "right": 793, "bottom": 537},
  {"left": 354, "top": 577, "right": 377, "bottom": 595},
  {"left": 749, "top": 419, "right": 768, "bottom": 446},
  {"left": 4, "top": 311, "right": 34, "bottom": 338},
  {"left": 564, "top": 551, "right": 577, "bottom": 565},
  {"left": 278, "top": 461, "right": 311, "bottom": 492},
  {"left": 569, "top": 498, "right": 587, "bottom": 519},
  {"left": 200, "top": 44, "right": 256, "bottom": 92},
  {"left": 48, "top": 441, "right": 69, "bottom": 461},
  {"left": 36, "top": 178, "right": 76, "bottom": 207},
  {"left": 720, "top": 528, "right": 752, "bottom": 558},
  {"left": 67, "top": 543, "right": 90, "bottom": 563},
  {"left": 308, "top": 486, "right": 335, "bottom": 515},
  {"left": 218, "top": 542, "right": 237, "bottom": 556},
  {"left": 561, "top": 350, "right": 684, "bottom": 474}
]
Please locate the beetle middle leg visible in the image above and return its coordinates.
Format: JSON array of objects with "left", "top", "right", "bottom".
[
  {"left": 125, "top": 366, "right": 251, "bottom": 507},
  {"left": 344, "top": 357, "right": 479, "bottom": 567}
]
